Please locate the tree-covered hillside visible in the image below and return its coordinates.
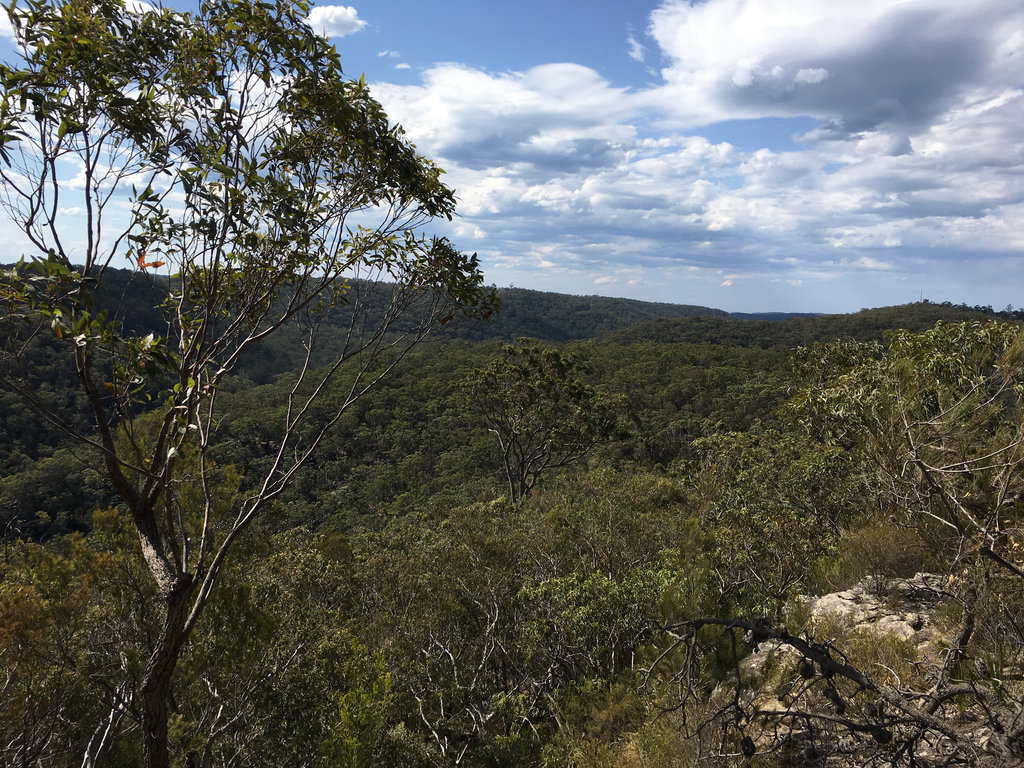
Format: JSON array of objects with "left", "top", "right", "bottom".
[
  {"left": 5, "top": 307, "right": 1023, "bottom": 767},
  {"left": 605, "top": 301, "right": 993, "bottom": 347},
  {"left": 452, "top": 287, "right": 731, "bottom": 342},
  {"left": 0, "top": 294, "right": 998, "bottom": 539}
]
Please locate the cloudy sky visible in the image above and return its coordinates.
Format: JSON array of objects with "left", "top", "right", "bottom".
[
  {"left": 2, "top": 0, "right": 1021, "bottom": 312},
  {"left": 310, "top": 0, "right": 1024, "bottom": 313}
]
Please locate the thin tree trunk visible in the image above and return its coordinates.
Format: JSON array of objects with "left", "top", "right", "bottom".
[{"left": 141, "top": 578, "right": 194, "bottom": 768}]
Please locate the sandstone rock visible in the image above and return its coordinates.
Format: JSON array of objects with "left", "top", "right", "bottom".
[{"left": 806, "top": 572, "right": 947, "bottom": 646}]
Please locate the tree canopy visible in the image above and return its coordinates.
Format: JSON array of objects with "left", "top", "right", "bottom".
[{"left": 461, "top": 339, "right": 627, "bottom": 503}]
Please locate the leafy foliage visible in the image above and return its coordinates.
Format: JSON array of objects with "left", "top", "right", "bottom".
[
  {"left": 351, "top": 471, "right": 680, "bottom": 766},
  {"left": 462, "top": 339, "right": 629, "bottom": 502},
  {"left": 688, "top": 428, "right": 863, "bottom": 618},
  {"left": 659, "top": 321, "right": 1024, "bottom": 767}
]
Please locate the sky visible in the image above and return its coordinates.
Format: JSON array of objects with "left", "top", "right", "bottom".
[
  {"left": 4, "top": 0, "right": 1024, "bottom": 313},
  {"left": 309, "top": 0, "right": 1024, "bottom": 313}
]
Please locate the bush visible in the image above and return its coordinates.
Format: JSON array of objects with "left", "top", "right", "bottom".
[{"left": 816, "top": 518, "right": 939, "bottom": 594}]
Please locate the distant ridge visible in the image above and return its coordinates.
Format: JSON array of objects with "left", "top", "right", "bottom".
[
  {"left": 730, "top": 312, "right": 822, "bottom": 321},
  {"left": 452, "top": 287, "right": 730, "bottom": 343},
  {"left": 601, "top": 302, "right": 1001, "bottom": 348},
  {"left": 2, "top": 265, "right": 1008, "bottom": 349}
]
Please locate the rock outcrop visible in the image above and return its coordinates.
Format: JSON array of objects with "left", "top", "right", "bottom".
[
  {"left": 711, "top": 574, "right": 1016, "bottom": 767},
  {"left": 736, "top": 572, "right": 949, "bottom": 686},
  {"left": 805, "top": 571, "right": 947, "bottom": 642}
]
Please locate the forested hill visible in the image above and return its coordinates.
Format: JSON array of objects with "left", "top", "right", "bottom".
[
  {"left": 5, "top": 267, "right": 1024, "bottom": 767},
  {"left": 603, "top": 301, "right": 994, "bottom": 347},
  {"left": 452, "top": 287, "right": 731, "bottom": 342},
  {"left": 0, "top": 265, "right": 728, "bottom": 344},
  {"left": 5, "top": 265, "right": 996, "bottom": 348},
  {"left": 2, "top": 289, "right": 1006, "bottom": 540},
  {"left": 730, "top": 311, "right": 821, "bottom": 321}
]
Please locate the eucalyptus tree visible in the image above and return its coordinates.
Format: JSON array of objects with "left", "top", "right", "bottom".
[
  {"left": 462, "top": 339, "right": 627, "bottom": 503},
  {"left": 688, "top": 428, "right": 862, "bottom": 619},
  {"left": 0, "top": 0, "right": 495, "bottom": 764}
]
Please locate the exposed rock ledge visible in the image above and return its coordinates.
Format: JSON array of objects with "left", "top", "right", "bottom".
[
  {"left": 714, "top": 574, "right": 992, "bottom": 766},
  {"left": 733, "top": 572, "right": 950, "bottom": 687},
  {"left": 804, "top": 571, "right": 948, "bottom": 642}
]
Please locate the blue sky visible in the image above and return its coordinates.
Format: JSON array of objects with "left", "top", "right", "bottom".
[
  {"left": 313, "top": 1, "right": 660, "bottom": 89},
  {"left": 4, "top": 0, "right": 1023, "bottom": 313}
]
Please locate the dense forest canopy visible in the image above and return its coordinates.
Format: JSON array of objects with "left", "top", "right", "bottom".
[
  {"left": 0, "top": 280, "right": 1000, "bottom": 540},
  {"left": 3, "top": 266, "right": 1021, "bottom": 766}
]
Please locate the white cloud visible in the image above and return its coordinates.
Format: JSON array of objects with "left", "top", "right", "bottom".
[
  {"left": 626, "top": 35, "right": 645, "bottom": 63},
  {"left": 593, "top": 266, "right": 652, "bottom": 288},
  {"left": 646, "top": 0, "right": 1024, "bottom": 132},
  {"left": 853, "top": 256, "right": 895, "bottom": 270},
  {"left": 124, "top": 0, "right": 156, "bottom": 14},
  {"left": 372, "top": 62, "right": 634, "bottom": 175},
  {"left": 369, "top": 0, "right": 1024, "bottom": 311},
  {"left": 1, "top": 0, "right": 1018, "bottom": 311},
  {"left": 305, "top": 5, "right": 366, "bottom": 38},
  {"left": 795, "top": 68, "right": 829, "bottom": 85}
]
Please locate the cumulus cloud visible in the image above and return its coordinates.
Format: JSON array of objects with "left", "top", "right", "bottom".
[
  {"left": 373, "top": 63, "right": 634, "bottom": 175},
  {"left": 305, "top": 5, "right": 366, "bottom": 38},
  {"left": 647, "top": 0, "right": 1024, "bottom": 133},
  {"left": 368, "top": 0, "right": 1024, "bottom": 310}
]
